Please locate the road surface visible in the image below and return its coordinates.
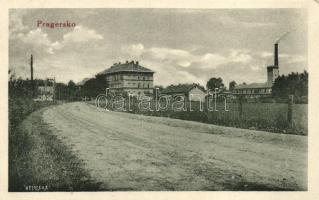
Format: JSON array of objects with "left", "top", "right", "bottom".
[{"left": 42, "top": 102, "right": 307, "bottom": 190}]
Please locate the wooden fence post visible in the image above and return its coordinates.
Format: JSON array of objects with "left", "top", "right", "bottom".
[
  {"left": 287, "top": 95, "right": 294, "bottom": 124},
  {"left": 238, "top": 95, "right": 243, "bottom": 118}
]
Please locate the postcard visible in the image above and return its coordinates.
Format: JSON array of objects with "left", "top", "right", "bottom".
[{"left": 1, "top": 0, "right": 319, "bottom": 199}]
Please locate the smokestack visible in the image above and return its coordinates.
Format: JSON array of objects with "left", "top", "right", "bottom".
[{"left": 274, "top": 43, "right": 279, "bottom": 67}]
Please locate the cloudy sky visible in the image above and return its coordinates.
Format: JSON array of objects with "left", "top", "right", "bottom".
[{"left": 9, "top": 9, "right": 307, "bottom": 87}]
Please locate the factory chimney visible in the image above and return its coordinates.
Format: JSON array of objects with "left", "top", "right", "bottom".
[
  {"left": 30, "top": 54, "right": 35, "bottom": 97},
  {"left": 267, "top": 43, "right": 280, "bottom": 84},
  {"left": 274, "top": 43, "right": 279, "bottom": 67}
]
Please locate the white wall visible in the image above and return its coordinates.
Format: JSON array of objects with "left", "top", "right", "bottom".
[{"left": 188, "top": 87, "right": 206, "bottom": 102}]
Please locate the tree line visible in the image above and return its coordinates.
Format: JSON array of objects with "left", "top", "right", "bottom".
[
  {"left": 55, "top": 74, "right": 108, "bottom": 101},
  {"left": 271, "top": 71, "right": 308, "bottom": 102}
]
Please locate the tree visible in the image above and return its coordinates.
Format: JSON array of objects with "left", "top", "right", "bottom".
[
  {"left": 206, "top": 77, "right": 224, "bottom": 91},
  {"left": 154, "top": 85, "right": 164, "bottom": 91},
  {"left": 54, "top": 83, "right": 69, "bottom": 100},
  {"left": 272, "top": 70, "right": 308, "bottom": 101},
  {"left": 229, "top": 81, "right": 237, "bottom": 91},
  {"left": 94, "top": 74, "right": 108, "bottom": 95},
  {"left": 68, "top": 80, "right": 76, "bottom": 89},
  {"left": 80, "top": 75, "right": 108, "bottom": 98},
  {"left": 67, "top": 80, "right": 77, "bottom": 101}
]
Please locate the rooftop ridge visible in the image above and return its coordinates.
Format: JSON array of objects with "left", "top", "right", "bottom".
[{"left": 98, "top": 61, "right": 154, "bottom": 75}]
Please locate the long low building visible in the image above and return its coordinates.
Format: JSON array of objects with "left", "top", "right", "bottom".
[{"left": 232, "top": 82, "right": 272, "bottom": 96}]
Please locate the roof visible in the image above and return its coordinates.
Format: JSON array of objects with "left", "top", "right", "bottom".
[
  {"left": 161, "top": 84, "right": 206, "bottom": 94},
  {"left": 98, "top": 61, "right": 154, "bottom": 75},
  {"left": 76, "top": 78, "right": 91, "bottom": 86},
  {"left": 234, "top": 82, "right": 272, "bottom": 90}
]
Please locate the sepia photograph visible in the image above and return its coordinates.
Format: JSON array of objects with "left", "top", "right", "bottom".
[{"left": 8, "top": 7, "right": 308, "bottom": 192}]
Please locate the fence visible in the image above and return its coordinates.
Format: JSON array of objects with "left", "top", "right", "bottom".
[{"left": 94, "top": 95, "right": 308, "bottom": 135}]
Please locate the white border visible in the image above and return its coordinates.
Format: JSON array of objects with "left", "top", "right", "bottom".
[{"left": 1, "top": 0, "right": 318, "bottom": 199}]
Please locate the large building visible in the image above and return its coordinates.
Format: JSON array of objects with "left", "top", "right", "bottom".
[
  {"left": 232, "top": 43, "right": 280, "bottom": 97},
  {"left": 98, "top": 60, "right": 155, "bottom": 96}
]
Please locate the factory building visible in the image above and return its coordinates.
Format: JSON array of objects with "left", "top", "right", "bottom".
[
  {"left": 232, "top": 43, "right": 280, "bottom": 97},
  {"left": 98, "top": 60, "right": 155, "bottom": 96}
]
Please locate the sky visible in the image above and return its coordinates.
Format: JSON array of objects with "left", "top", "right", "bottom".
[{"left": 9, "top": 8, "right": 307, "bottom": 87}]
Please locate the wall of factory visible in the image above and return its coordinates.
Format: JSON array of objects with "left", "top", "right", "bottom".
[{"left": 267, "top": 67, "right": 279, "bottom": 84}]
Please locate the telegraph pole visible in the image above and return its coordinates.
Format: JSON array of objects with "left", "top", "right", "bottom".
[{"left": 30, "top": 54, "right": 34, "bottom": 97}]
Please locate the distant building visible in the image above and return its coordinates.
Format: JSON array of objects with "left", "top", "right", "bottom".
[
  {"left": 98, "top": 60, "right": 154, "bottom": 96},
  {"left": 232, "top": 43, "right": 280, "bottom": 97},
  {"left": 34, "top": 78, "right": 55, "bottom": 101},
  {"left": 232, "top": 82, "right": 273, "bottom": 96},
  {"left": 161, "top": 84, "right": 206, "bottom": 102}
]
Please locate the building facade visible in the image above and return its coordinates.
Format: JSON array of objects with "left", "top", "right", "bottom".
[
  {"left": 34, "top": 78, "right": 55, "bottom": 101},
  {"left": 232, "top": 82, "right": 273, "bottom": 97},
  {"left": 98, "top": 61, "right": 154, "bottom": 96}
]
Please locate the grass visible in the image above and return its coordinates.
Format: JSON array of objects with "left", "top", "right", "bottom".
[
  {"left": 93, "top": 98, "right": 308, "bottom": 135},
  {"left": 9, "top": 109, "right": 102, "bottom": 191},
  {"left": 9, "top": 98, "right": 102, "bottom": 191}
]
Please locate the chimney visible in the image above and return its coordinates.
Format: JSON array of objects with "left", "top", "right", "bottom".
[
  {"left": 274, "top": 43, "right": 279, "bottom": 67},
  {"left": 126, "top": 60, "right": 129, "bottom": 64},
  {"left": 136, "top": 61, "right": 139, "bottom": 65}
]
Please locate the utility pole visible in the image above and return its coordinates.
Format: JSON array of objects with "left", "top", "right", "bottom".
[{"left": 30, "top": 54, "right": 34, "bottom": 97}]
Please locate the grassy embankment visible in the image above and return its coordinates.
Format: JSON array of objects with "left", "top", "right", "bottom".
[{"left": 9, "top": 98, "right": 102, "bottom": 191}]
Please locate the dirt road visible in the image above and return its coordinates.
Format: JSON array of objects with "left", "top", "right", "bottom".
[{"left": 42, "top": 102, "right": 307, "bottom": 190}]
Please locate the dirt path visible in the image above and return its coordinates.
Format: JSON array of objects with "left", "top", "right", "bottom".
[{"left": 42, "top": 102, "right": 307, "bottom": 191}]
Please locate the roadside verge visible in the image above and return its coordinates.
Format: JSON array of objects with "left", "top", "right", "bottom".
[{"left": 9, "top": 107, "right": 103, "bottom": 191}]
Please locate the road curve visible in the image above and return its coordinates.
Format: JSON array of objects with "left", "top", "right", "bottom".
[{"left": 42, "top": 102, "right": 307, "bottom": 191}]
